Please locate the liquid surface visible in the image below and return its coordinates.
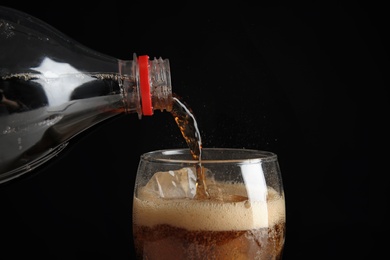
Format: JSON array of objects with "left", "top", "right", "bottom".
[{"left": 133, "top": 184, "right": 285, "bottom": 230}]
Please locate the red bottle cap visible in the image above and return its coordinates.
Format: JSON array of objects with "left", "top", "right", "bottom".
[{"left": 138, "top": 55, "right": 153, "bottom": 116}]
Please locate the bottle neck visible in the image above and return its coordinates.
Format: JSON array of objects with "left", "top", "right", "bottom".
[{"left": 120, "top": 54, "right": 173, "bottom": 119}]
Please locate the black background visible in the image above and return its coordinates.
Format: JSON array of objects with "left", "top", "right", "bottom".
[{"left": 0, "top": 2, "right": 388, "bottom": 259}]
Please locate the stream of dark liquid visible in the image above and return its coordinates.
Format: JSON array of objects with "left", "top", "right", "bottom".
[{"left": 170, "top": 96, "right": 209, "bottom": 199}]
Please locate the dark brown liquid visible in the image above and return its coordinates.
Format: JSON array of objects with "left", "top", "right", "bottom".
[
  {"left": 170, "top": 96, "right": 209, "bottom": 199},
  {"left": 133, "top": 222, "right": 285, "bottom": 260}
]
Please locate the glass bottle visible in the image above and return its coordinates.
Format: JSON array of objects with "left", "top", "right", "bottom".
[{"left": 0, "top": 6, "right": 173, "bottom": 184}]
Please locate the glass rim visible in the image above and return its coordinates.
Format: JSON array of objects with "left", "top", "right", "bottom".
[{"left": 140, "top": 148, "right": 278, "bottom": 164}]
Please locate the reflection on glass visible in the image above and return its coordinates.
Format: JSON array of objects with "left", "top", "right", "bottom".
[
  {"left": 31, "top": 57, "right": 95, "bottom": 106},
  {"left": 0, "top": 56, "right": 126, "bottom": 182}
]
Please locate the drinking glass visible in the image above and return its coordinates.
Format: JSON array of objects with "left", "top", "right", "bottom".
[{"left": 132, "top": 148, "right": 286, "bottom": 259}]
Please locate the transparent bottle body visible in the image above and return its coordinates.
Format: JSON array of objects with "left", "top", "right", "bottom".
[{"left": 0, "top": 6, "right": 172, "bottom": 183}]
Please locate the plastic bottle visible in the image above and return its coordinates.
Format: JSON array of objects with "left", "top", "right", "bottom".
[{"left": 0, "top": 6, "right": 173, "bottom": 184}]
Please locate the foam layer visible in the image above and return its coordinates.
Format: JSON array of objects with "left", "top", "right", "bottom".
[{"left": 133, "top": 184, "right": 285, "bottom": 231}]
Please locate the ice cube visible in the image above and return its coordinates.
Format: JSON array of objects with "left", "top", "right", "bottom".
[{"left": 143, "top": 167, "right": 197, "bottom": 199}]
